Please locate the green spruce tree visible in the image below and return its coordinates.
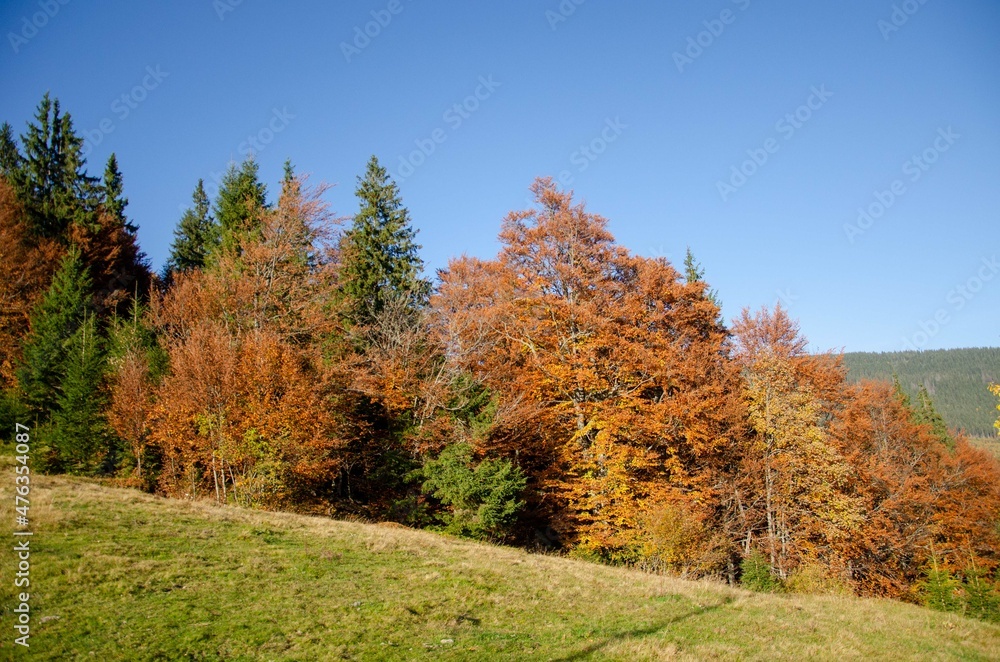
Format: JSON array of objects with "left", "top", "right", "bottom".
[
  {"left": 0, "top": 121, "right": 21, "bottom": 179},
  {"left": 17, "top": 247, "right": 93, "bottom": 420},
  {"left": 339, "top": 155, "right": 430, "bottom": 326},
  {"left": 102, "top": 153, "right": 136, "bottom": 233},
  {"left": 164, "top": 179, "right": 218, "bottom": 276},
  {"left": 214, "top": 157, "right": 267, "bottom": 254},
  {"left": 12, "top": 94, "right": 98, "bottom": 237},
  {"left": 913, "top": 384, "right": 954, "bottom": 451},
  {"left": 683, "top": 246, "right": 721, "bottom": 308},
  {"left": 49, "top": 311, "right": 110, "bottom": 474}
]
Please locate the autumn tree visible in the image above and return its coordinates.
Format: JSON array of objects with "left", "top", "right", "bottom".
[
  {"left": 435, "top": 178, "right": 742, "bottom": 561},
  {"left": 730, "top": 305, "right": 861, "bottom": 581},
  {"left": 149, "top": 173, "right": 347, "bottom": 508},
  {"left": 105, "top": 299, "right": 167, "bottom": 487},
  {"left": 830, "top": 380, "right": 1000, "bottom": 597}
]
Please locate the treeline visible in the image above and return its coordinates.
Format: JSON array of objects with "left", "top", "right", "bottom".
[
  {"left": 842, "top": 348, "right": 1000, "bottom": 437},
  {"left": 2, "top": 96, "right": 1000, "bottom": 616}
]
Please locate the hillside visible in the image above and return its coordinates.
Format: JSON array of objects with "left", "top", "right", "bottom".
[
  {"left": 2, "top": 464, "right": 998, "bottom": 660},
  {"left": 841, "top": 347, "right": 1000, "bottom": 437}
]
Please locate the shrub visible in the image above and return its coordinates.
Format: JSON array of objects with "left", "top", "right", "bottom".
[
  {"left": 419, "top": 443, "right": 526, "bottom": 541},
  {"left": 740, "top": 550, "right": 782, "bottom": 593}
]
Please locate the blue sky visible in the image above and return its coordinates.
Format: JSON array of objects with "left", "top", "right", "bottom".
[{"left": 1, "top": 0, "right": 997, "bottom": 353}]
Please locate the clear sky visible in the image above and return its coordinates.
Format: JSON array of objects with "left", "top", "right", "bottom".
[{"left": 1, "top": 0, "right": 997, "bottom": 353}]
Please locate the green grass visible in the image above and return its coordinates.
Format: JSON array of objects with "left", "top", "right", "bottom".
[{"left": 2, "top": 463, "right": 999, "bottom": 660}]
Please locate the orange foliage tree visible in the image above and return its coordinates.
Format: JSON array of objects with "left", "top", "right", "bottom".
[
  {"left": 730, "top": 305, "right": 862, "bottom": 580},
  {"left": 434, "top": 178, "right": 742, "bottom": 563},
  {"left": 830, "top": 380, "right": 1000, "bottom": 597},
  {"left": 147, "top": 175, "right": 348, "bottom": 509},
  {"left": 0, "top": 179, "right": 61, "bottom": 389}
]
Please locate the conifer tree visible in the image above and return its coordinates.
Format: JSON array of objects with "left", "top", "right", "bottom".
[
  {"left": 16, "top": 246, "right": 93, "bottom": 421},
  {"left": 165, "top": 179, "right": 218, "bottom": 275},
  {"left": 12, "top": 94, "right": 98, "bottom": 236},
  {"left": 215, "top": 157, "right": 267, "bottom": 254},
  {"left": 0, "top": 122, "right": 21, "bottom": 178},
  {"left": 49, "top": 311, "right": 110, "bottom": 474},
  {"left": 683, "top": 246, "right": 720, "bottom": 308},
  {"left": 913, "top": 384, "right": 954, "bottom": 451},
  {"left": 102, "top": 153, "right": 134, "bottom": 233},
  {"left": 339, "top": 155, "right": 429, "bottom": 326}
]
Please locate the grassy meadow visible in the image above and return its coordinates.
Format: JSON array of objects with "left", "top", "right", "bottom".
[{"left": 1, "top": 459, "right": 998, "bottom": 661}]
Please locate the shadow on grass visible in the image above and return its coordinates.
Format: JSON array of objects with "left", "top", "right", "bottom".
[{"left": 551, "top": 597, "right": 734, "bottom": 661}]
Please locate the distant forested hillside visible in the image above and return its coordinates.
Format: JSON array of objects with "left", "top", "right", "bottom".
[{"left": 842, "top": 347, "right": 1000, "bottom": 437}]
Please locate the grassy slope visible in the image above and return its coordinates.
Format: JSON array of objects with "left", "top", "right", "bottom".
[{"left": 1, "top": 466, "right": 999, "bottom": 660}]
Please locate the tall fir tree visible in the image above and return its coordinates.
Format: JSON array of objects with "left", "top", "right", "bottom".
[
  {"left": 102, "top": 153, "right": 135, "bottom": 233},
  {"left": 16, "top": 246, "right": 93, "bottom": 420},
  {"left": 215, "top": 157, "right": 267, "bottom": 254},
  {"left": 683, "top": 246, "right": 721, "bottom": 308},
  {"left": 339, "top": 155, "right": 430, "bottom": 326},
  {"left": 913, "top": 384, "right": 954, "bottom": 450},
  {"left": 0, "top": 121, "right": 21, "bottom": 179},
  {"left": 48, "top": 311, "right": 110, "bottom": 474},
  {"left": 12, "top": 93, "right": 98, "bottom": 237},
  {"left": 164, "top": 179, "right": 218, "bottom": 276}
]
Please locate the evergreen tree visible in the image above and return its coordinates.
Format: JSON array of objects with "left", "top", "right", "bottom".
[
  {"left": 913, "top": 384, "right": 954, "bottom": 450},
  {"left": 102, "top": 153, "right": 135, "bottom": 233},
  {"left": 48, "top": 311, "right": 110, "bottom": 474},
  {"left": 164, "top": 179, "right": 218, "bottom": 275},
  {"left": 16, "top": 247, "right": 93, "bottom": 420},
  {"left": 12, "top": 93, "right": 98, "bottom": 236},
  {"left": 0, "top": 121, "right": 21, "bottom": 178},
  {"left": 339, "top": 155, "right": 430, "bottom": 326},
  {"left": 215, "top": 157, "right": 267, "bottom": 254},
  {"left": 683, "top": 246, "right": 720, "bottom": 307}
]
